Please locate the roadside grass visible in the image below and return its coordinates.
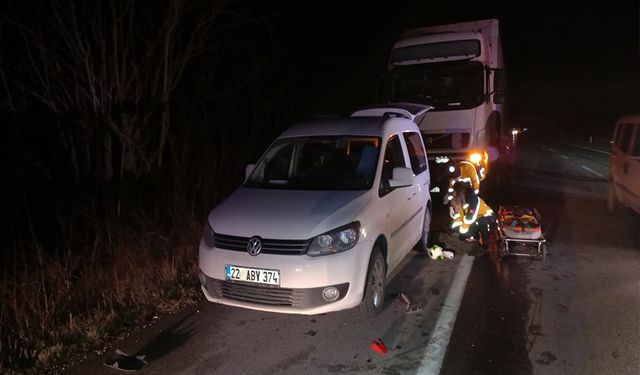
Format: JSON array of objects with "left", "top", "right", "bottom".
[{"left": 0, "top": 218, "right": 203, "bottom": 374}]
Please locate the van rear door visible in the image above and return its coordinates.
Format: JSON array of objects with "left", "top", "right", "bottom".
[{"left": 624, "top": 124, "right": 640, "bottom": 214}]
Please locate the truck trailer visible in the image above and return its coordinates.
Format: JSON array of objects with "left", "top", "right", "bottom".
[{"left": 385, "top": 18, "right": 507, "bottom": 195}]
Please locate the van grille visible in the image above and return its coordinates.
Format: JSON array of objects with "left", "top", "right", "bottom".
[
  {"left": 214, "top": 233, "right": 310, "bottom": 255},
  {"left": 201, "top": 275, "right": 350, "bottom": 309},
  {"left": 209, "top": 280, "right": 302, "bottom": 306}
]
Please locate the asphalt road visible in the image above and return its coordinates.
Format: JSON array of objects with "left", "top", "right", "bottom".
[{"left": 69, "top": 137, "right": 640, "bottom": 375}]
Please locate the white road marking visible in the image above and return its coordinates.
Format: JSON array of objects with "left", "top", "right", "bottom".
[
  {"left": 416, "top": 255, "right": 474, "bottom": 375},
  {"left": 559, "top": 154, "right": 569, "bottom": 160},
  {"left": 562, "top": 142, "right": 609, "bottom": 154},
  {"left": 581, "top": 165, "right": 604, "bottom": 178}
]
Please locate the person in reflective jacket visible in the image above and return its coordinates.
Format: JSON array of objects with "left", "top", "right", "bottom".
[
  {"left": 449, "top": 181, "right": 495, "bottom": 247},
  {"left": 444, "top": 160, "right": 482, "bottom": 204}
]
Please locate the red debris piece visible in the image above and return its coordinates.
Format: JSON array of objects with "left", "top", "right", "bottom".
[{"left": 370, "top": 338, "right": 388, "bottom": 355}]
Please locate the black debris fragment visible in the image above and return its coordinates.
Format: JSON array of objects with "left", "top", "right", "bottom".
[{"left": 103, "top": 349, "right": 147, "bottom": 372}]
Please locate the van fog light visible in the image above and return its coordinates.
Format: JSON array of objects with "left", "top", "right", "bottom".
[{"left": 322, "top": 287, "right": 340, "bottom": 301}]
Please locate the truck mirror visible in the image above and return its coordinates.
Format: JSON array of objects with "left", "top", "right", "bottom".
[{"left": 492, "top": 69, "right": 505, "bottom": 104}]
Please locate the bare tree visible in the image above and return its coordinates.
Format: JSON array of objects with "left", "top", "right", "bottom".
[{"left": 2, "top": 0, "right": 248, "bottom": 180}]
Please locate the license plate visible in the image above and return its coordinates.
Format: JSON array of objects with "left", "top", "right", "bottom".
[{"left": 225, "top": 265, "right": 280, "bottom": 286}]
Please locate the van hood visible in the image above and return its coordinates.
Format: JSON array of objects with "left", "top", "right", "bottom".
[{"left": 209, "top": 187, "right": 371, "bottom": 239}]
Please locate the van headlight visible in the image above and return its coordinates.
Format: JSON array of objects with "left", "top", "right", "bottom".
[
  {"left": 307, "top": 222, "right": 360, "bottom": 256},
  {"left": 202, "top": 220, "right": 215, "bottom": 248}
]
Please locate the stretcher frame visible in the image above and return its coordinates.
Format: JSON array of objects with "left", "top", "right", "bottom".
[{"left": 496, "top": 209, "right": 547, "bottom": 261}]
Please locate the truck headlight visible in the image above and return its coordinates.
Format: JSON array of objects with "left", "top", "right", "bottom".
[
  {"left": 307, "top": 222, "right": 360, "bottom": 256},
  {"left": 202, "top": 220, "right": 215, "bottom": 248},
  {"left": 469, "top": 152, "right": 483, "bottom": 165}
]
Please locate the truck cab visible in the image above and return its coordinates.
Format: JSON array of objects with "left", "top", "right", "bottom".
[{"left": 385, "top": 19, "right": 506, "bottom": 195}]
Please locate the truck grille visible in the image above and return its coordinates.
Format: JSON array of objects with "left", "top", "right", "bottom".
[
  {"left": 214, "top": 233, "right": 310, "bottom": 255},
  {"left": 422, "top": 133, "right": 470, "bottom": 150}
]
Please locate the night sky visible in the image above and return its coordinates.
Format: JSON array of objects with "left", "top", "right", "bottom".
[{"left": 281, "top": 1, "right": 640, "bottom": 136}]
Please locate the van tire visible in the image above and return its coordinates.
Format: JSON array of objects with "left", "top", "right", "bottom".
[
  {"left": 417, "top": 205, "right": 432, "bottom": 252},
  {"left": 607, "top": 180, "right": 619, "bottom": 213},
  {"left": 359, "top": 246, "right": 386, "bottom": 319}
]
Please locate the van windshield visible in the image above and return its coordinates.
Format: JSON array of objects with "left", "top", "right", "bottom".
[
  {"left": 245, "top": 136, "right": 380, "bottom": 190},
  {"left": 389, "top": 60, "right": 484, "bottom": 110}
]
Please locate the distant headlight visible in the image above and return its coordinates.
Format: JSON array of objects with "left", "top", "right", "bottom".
[
  {"left": 307, "top": 222, "right": 360, "bottom": 257},
  {"left": 202, "top": 220, "right": 215, "bottom": 248}
]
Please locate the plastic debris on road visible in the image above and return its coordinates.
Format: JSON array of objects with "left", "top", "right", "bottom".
[
  {"left": 427, "top": 244, "right": 444, "bottom": 259},
  {"left": 398, "top": 292, "right": 411, "bottom": 305},
  {"left": 103, "top": 349, "right": 147, "bottom": 372},
  {"left": 371, "top": 338, "right": 388, "bottom": 355},
  {"left": 442, "top": 250, "right": 454, "bottom": 259},
  {"left": 397, "top": 292, "right": 423, "bottom": 313}
]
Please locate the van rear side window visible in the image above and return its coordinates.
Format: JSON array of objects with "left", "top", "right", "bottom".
[
  {"left": 631, "top": 125, "right": 640, "bottom": 157},
  {"left": 403, "top": 131, "right": 428, "bottom": 175},
  {"left": 619, "top": 123, "right": 636, "bottom": 153}
]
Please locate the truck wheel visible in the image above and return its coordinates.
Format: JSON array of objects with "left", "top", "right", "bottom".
[
  {"left": 359, "top": 246, "right": 386, "bottom": 319},
  {"left": 607, "top": 180, "right": 619, "bottom": 213},
  {"left": 417, "top": 205, "right": 432, "bottom": 252}
]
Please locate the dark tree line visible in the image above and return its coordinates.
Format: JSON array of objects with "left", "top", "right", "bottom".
[{"left": 0, "top": 0, "right": 299, "bottom": 250}]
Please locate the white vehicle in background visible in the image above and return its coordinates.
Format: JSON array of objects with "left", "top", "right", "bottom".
[
  {"left": 199, "top": 103, "right": 433, "bottom": 316},
  {"left": 386, "top": 19, "right": 507, "bottom": 194},
  {"left": 608, "top": 114, "right": 640, "bottom": 215}
]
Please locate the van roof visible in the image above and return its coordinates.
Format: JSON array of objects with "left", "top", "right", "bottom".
[
  {"left": 278, "top": 103, "right": 430, "bottom": 139},
  {"left": 279, "top": 117, "right": 388, "bottom": 138},
  {"left": 351, "top": 102, "right": 432, "bottom": 120},
  {"left": 617, "top": 114, "right": 640, "bottom": 123}
]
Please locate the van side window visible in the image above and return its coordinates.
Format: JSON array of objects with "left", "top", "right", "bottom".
[
  {"left": 614, "top": 123, "right": 627, "bottom": 149},
  {"left": 620, "top": 123, "right": 635, "bottom": 153},
  {"left": 403, "top": 131, "right": 428, "bottom": 175},
  {"left": 379, "top": 135, "right": 406, "bottom": 196},
  {"left": 631, "top": 125, "right": 640, "bottom": 157}
]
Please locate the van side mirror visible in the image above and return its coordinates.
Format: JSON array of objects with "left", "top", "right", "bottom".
[{"left": 388, "top": 167, "right": 414, "bottom": 188}]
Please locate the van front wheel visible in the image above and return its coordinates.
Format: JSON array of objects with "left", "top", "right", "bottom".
[
  {"left": 359, "top": 246, "right": 386, "bottom": 319},
  {"left": 607, "top": 180, "right": 619, "bottom": 213}
]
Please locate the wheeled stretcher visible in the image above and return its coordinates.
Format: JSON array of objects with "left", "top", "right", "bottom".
[{"left": 496, "top": 206, "right": 547, "bottom": 260}]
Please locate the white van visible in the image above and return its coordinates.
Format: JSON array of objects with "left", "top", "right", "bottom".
[
  {"left": 199, "top": 103, "right": 433, "bottom": 316},
  {"left": 608, "top": 114, "right": 640, "bottom": 215}
]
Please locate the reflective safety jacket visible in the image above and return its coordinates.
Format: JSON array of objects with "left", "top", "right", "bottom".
[
  {"left": 446, "top": 161, "right": 481, "bottom": 202},
  {"left": 451, "top": 195, "right": 494, "bottom": 235}
]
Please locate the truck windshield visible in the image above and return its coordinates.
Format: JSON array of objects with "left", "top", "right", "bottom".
[
  {"left": 389, "top": 61, "right": 484, "bottom": 111},
  {"left": 244, "top": 136, "right": 380, "bottom": 190}
]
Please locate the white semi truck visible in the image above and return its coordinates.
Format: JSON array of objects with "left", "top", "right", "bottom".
[{"left": 386, "top": 18, "right": 507, "bottom": 194}]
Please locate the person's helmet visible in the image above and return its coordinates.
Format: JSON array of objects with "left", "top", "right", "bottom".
[{"left": 427, "top": 244, "right": 444, "bottom": 260}]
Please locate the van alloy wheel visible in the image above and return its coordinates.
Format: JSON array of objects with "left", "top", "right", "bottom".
[
  {"left": 359, "top": 246, "right": 386, "bottom": 318},
  {"left": 370, "top": 255, "right": 385, "bottom": 308}
]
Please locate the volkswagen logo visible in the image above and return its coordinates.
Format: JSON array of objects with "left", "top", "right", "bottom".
[{"left": 247, "top": 236, "right": 262, "bottom": 256}]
